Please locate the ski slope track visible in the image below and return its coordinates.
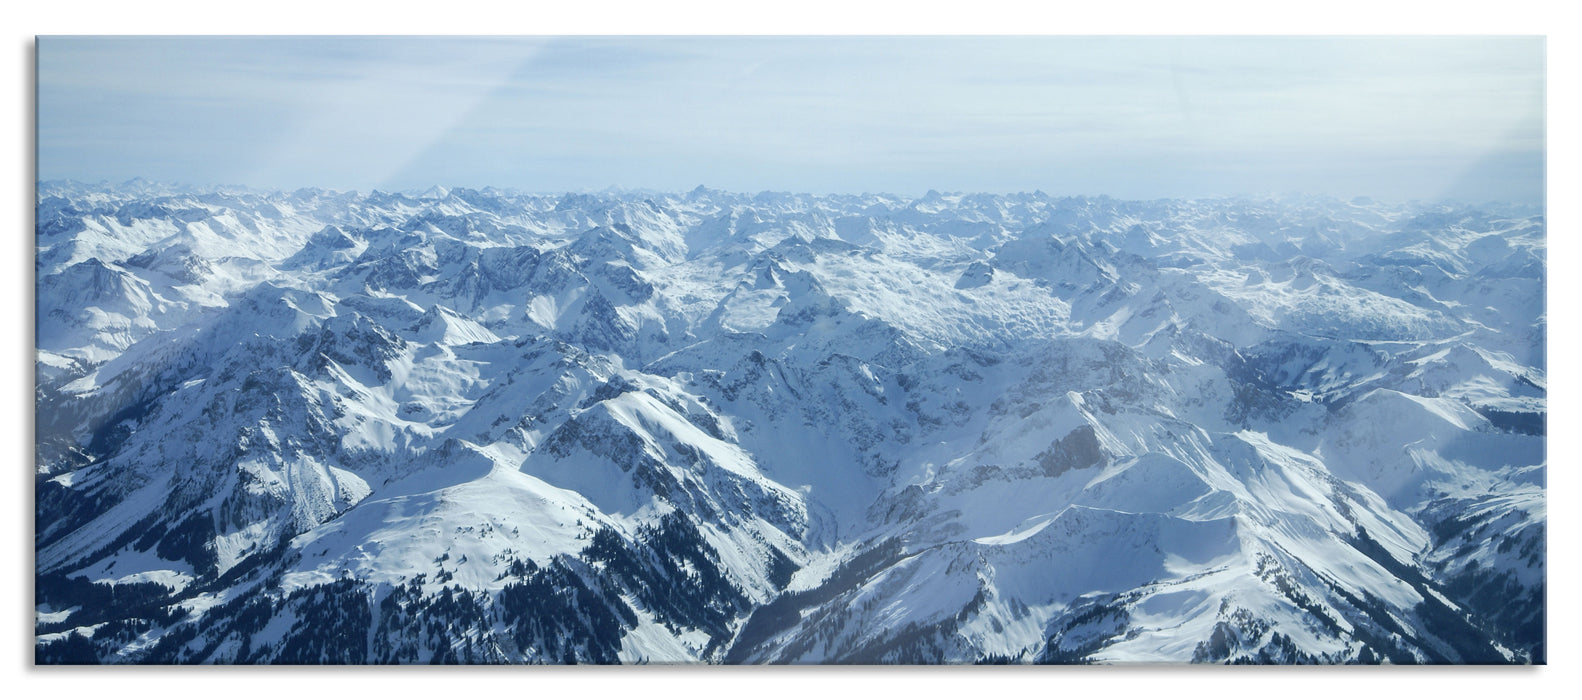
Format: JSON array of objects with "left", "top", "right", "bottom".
[{"left": 34, "top": 183, "right": 1545, "bottom": 664}]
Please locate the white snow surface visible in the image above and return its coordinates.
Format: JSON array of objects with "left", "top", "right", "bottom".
[{"left": 35, "top": 183, "right": 1544, "bottom": 665}]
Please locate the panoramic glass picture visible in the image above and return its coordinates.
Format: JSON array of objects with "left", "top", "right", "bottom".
[{"left": 34, "top": 36, "right": 1544, "bottom": 664}]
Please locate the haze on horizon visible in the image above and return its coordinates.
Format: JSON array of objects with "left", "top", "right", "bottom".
[{"left": 37, "top": 36, "right": 1545, "bottom": 204}]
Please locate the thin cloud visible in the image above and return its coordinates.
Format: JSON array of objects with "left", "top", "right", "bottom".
[{"left": 37, "top": 36, "right": 1544, "bottom": 203}]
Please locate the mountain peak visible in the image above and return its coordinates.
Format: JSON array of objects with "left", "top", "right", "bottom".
[{"left": 35, "top": 185, "right": 1546, "bottom": 665}]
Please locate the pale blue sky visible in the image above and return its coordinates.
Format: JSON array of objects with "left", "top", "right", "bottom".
[{"left": 37, "top": 36, "right": 1545, "bottom": 203}]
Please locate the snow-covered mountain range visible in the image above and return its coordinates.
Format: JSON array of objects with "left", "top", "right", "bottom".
[{"left": 35, "top": 181, "right": 1545, "bottom": 664}]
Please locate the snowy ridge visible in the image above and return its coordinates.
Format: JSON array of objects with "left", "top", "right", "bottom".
[{"left": 35, "top": 182, "right": 1543, "bottom": 664}]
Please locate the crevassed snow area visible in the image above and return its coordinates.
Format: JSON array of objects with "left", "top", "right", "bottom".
[{"left": 35, "top": 183, "right": 1543, "bottom": 665}]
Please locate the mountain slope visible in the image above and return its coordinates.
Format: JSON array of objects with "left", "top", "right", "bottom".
[{"left": 35, "top": 182, "right": 1544, "bottom": 664}]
